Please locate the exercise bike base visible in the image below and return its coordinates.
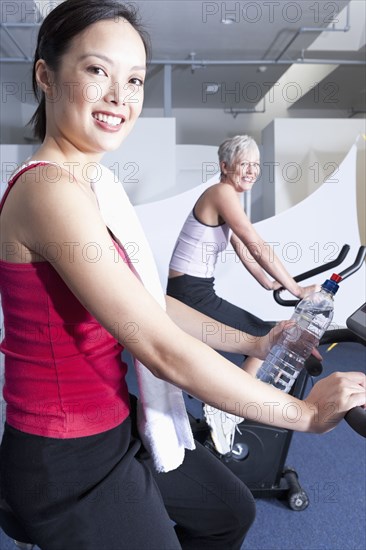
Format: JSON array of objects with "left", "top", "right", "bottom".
[
  {"left": 191, "top": 416, "right": 309, "bottom": 512},
  {"left": 189, "top": 367, "right": 312, "bottom": 512}
]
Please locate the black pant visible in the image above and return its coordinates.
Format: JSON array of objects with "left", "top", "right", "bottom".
[
  {"left": 0, "top": 418, "right": 255, "bottom": 550},
  {"left": 167, "top": 274, "right": 274, "bottom": 339}
]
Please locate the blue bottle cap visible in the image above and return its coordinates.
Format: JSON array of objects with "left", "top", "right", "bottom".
[{"left": 321, "top": 273, "right": 341, "bottom": 295}]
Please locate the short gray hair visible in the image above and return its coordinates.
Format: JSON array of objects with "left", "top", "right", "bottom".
[{"left": 218, "top": 135, "right": 259, "bottom": 167}]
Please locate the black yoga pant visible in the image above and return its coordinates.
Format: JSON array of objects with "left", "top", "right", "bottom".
[
  {"left": 167, "top": 274, "right": 274, "bottom": 338},
  {"left": 151, "top": 437, "right": 255, "bottom": 549},
  {"left": 0, "top": 419, "right": 255, "bottom": 550}
]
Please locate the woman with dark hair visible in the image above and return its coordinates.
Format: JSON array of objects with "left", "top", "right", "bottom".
[{"left": 0, "top": 1, "right": 364, "bottom": 549}]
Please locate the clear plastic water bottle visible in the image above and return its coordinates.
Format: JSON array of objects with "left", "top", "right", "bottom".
[{"left": 256, "top": 273, "right": 341, "bottom": 393}]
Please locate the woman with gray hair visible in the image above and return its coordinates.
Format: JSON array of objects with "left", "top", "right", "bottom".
[{"left": 167, "top": 134, "right": 318, "bottom": 455}]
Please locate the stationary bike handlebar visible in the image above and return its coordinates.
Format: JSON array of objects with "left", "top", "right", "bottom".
[
  {"left": 344, "top": 407, "right": 366, "bottom": 438},
  {"left": 273, "top": 244, "right": 366, "bottom": 438},
  {"left": 273, "top": 244, "right": 365, "bottom": 307}
]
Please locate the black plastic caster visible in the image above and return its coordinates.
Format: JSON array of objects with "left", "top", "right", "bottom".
[{"left": 283, "top": 467, "right": 309, "bottom": 511}]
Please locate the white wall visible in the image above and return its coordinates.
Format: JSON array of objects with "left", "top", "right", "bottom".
[
  {"left": 176, "top": 144, "right": 218, "bottom": 192},
  {"left": 101, "top": 117, "right": 176, "bottom": 205},
  {"left": 142, "top": 106, "right": 352, "bottom": 146},
  {"left": 0, "top": 143, "right": 36, "bottom": 198},
  {"left": 0, "top": 62, "right": 38, "bottom": 144},
  {"left": 261, "top": 118, "right": 366, "bottom": 241}
]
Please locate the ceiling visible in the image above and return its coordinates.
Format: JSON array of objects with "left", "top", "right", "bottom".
[{"left": 0, "top": 0, "right": 365, "bottom": 115}]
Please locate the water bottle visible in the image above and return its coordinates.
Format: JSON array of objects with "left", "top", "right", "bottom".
[{"left": 256, "top": 273, "right": 341, "bottom": 393}]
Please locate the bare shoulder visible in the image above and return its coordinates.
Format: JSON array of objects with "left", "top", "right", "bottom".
[
  {"left": 16, "top": 163, "right": 97, "bottom": 214},
  {"left": 210, "top": 182, "right": 237, "bottom": 201},
  {"left": 17, "top": 163, "right": 83, "bottom": 196},
  {"left": 1, "top": 163, "right": 105, "bottom": 263},
  {"left": 212, "top": 184, "right": 251, "bottom": 232},
  {"left": 200, "top": 182, "right": 237, "bottom": 205},
  {"left": 12, "top": 164, "right": 105, "bottom": 248},
  {"left": 2, "top": 163, "right": 87, "bottom": 224}
]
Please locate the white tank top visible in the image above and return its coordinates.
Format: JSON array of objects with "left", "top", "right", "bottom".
[{"left": 169, "top": 209, "right": 231, "bottom": 278}]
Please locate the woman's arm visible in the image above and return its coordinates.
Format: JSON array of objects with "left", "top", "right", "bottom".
[
  {"left": 213, "top": 185, "right": 317, "bottom": 299},
  {"left": 18, "top": 168, "right": 365, "bottom": 433},
  {"left": 166, "top": 295, "right": 286, "bottom": 359},
  {"left": 166, "top": 296, "right": 322, "bottom": 364},
  {"left": 230, "top": 233, "right": 279, "bottom": 290}
]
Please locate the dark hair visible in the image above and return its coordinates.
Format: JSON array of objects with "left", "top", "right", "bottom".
[{"left": 30, "top": 0, "right": 150, "bottom": 141}]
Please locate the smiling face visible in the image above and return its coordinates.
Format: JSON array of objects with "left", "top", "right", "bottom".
[
  {"left": 221, "top": 147, "right": 261, "bottom": 192},
  {"left": 36, "top": 17, "right": 146, "bottom": 159}
]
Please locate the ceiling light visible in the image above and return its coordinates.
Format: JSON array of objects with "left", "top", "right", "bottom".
[{"left": 206, "top": 84, "right": 220, "bottom": 93}]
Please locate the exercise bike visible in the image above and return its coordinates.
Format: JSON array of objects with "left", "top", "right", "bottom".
[
  {"left": 191, "top": 244, "right": 366, "bottom": 511},
  {"left": 272, "top": 244, "right": 366, "bottom": 440}
]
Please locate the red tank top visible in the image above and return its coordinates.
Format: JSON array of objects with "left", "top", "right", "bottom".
[{"left": 0, "top": 162, "right": 131, "bottom": 438}]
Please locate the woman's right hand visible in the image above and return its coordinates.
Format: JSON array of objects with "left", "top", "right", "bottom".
[{"left": 303, "top": 371, "right": 366, "bottom": 433}]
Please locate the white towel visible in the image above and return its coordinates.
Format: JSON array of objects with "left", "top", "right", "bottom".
[{"left": 91, "top": 164, "right": 195, "bottom": 473}]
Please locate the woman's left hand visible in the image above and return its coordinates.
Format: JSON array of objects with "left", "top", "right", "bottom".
[
  {"left": 256, "top": 321, "right": 323, "bottom": 361},
  {"left": 256, "top": 321, "right": 289, "bottom": 359}
]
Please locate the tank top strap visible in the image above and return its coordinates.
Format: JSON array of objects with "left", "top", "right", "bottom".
[{"left": 0, "top": 161, "right": 53, "bottom": 214}]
